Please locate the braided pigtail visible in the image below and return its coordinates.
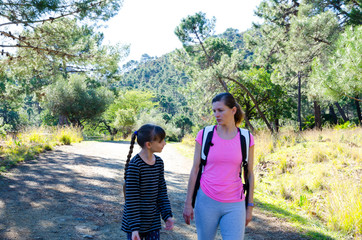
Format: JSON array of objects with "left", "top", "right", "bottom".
[
  {"left": 124, "top": 132, "right": 137, "bottom": 181},
  {"left": 123, "top": 132, "right": 137, "bottom": 198}
]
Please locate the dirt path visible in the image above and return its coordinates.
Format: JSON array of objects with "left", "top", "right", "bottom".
[{"left": 0, "top": 141, "right": 309, "bottom": 240}]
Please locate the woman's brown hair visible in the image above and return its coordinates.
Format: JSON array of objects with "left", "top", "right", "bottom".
[{"left": 212, "top": 92, "right": 245, "bottom": 126}]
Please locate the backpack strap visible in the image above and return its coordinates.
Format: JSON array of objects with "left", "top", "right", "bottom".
[
  {"left": 191, "top": 125, "right": 215, "bottom": 208},
  {"left": 201, "top": 125, "right": 216, "bottom": 164},
  {"left": 239, "top": 128, "right": 250, "bottom": 166},
  {"left": 201, "top": 125, "right": 216, "bottom": 160},
  {"left": 239, "top": 128, "right": 251, "bottom": 204}
]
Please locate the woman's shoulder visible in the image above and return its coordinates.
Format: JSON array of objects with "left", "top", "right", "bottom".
[
  {"left": 238, "top": 127, "right": 255, "bottom": 146},
  {"left": 197, "top": 125, "right": 216, "bottom": 137},
  {"left": 239, "top": 127, "right": 252, "bottom": 134}
]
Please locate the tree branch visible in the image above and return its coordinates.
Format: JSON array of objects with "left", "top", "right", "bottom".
[
  {"left": 0, "top": 0, "right": 106, "bottom": 27},
  {"left": 225, "top": 76, "right": 274, "bottom": 133}
]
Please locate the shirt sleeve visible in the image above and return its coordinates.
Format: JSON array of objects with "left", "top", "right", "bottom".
[
  {"left": 125, "top": 161, "right": 141, "bottom": 231},
  {"left": 195, "top": 129, "right": 204, "bottom": 145},
  {"left": 157, "top": 159, "right": 173, "bottom": 222}
]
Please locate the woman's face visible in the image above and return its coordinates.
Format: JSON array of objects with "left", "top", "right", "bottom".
[{"left": 212, "top": 100, "right": 236, "bottom": 126}]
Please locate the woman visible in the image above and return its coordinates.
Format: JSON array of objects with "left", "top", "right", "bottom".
[{"left": 183, "top": 93, "right": 255, "bottom": 240}]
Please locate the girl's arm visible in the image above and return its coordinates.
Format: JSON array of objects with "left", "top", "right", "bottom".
[
  {"left": 246, "top": 145, "right": 255, "bottom": 226},
  {"left": 157, "top": 160, "right": 173, "bottom": 223},
  {"left": 183, "top": 141, "right": 201, "bottom": 225}
]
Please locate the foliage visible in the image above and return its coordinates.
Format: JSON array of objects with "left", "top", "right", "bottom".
[
  {"left": 43, "top": 74, "right": 114, "bottom": 127},
  {"left": 1, "top": 18, "right": 127, "bottom": 94},
  {"left": 120, "top": 54, "right": 190, "bottom": 116},
  {"left": 101, "top": 90, "right": 158, "bottom": 138},
  {"left": 0, "top": 2, "right": 127, "bottom": 132},
  {"left": 0, "top": 0, "right": 123, "bottom": 61},
  {"left": 0, "top": 126, "right": 82, "bottom": 171},
  {"left": 245, "top": 0, "right": 353, "bottom": 131},
  {"left": 135, "top": 109, "right": 181, "bottom": 142},
  {"left": 310, "top": 26, "right": 362, "bottom": 102},
  {"left": 174, "top": 11, "right": 216, "bottom": 57}
]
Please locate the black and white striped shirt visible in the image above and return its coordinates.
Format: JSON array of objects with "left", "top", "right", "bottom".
[{"left": 121, "top": 154, "right": 173, "bottom": 233}]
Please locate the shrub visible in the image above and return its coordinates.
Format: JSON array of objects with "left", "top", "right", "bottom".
[{"left": 60, "top": 135, "right": 71, "bottom": 145}]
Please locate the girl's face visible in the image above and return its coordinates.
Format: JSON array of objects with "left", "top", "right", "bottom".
[
  {"left": 149, "top": 138, "right": 166, "bottom": 153},
  {"left": 212, "top": 100, "right": 236, "bottom": 126}
]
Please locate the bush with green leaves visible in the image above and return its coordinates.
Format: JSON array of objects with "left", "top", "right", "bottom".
[{"left": 136, "top": 109, "right": 181, "bottom": 142}]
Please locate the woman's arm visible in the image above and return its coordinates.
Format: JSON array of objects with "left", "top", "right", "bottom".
[
  {"left": 183, "top": 142, "right": 201, "bottom": 224},
  {"left": 246, "top": 145, "right": 255, "bottom": 226}
]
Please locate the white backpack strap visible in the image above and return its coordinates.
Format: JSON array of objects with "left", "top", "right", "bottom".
[
  {"left": 239, "top": 128, "right": 250, "bottom": 163},
  {"left": 201, "top": 125, "right": 215, "bottom": 161}
]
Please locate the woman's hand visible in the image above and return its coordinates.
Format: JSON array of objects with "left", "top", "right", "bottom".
[
  {"left": 165, "top": 217, "right": 175, "bottom": 230},
  {"left": 132, "top": 231, "right": 141, "bottom": 240},
  {"left": 183, "top": 203, "right": 194, "bottom": 225},
  {"left": 245, "top": 206, "right": 253, "bottom": 226}
]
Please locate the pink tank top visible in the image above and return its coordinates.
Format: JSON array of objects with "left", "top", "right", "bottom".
[{"left": 195, "top": 127, "right": 254, "bottom": 202}]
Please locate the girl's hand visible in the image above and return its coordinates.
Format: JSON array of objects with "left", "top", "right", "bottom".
[
  {"left": 183, "top": 204, "right": 194, "bottom": 225},
  {"left": 165, "top": 217, "right": 174, "bottom": 230},
  {"left": 245, "top": 206, "right": 253, "bottom": 226},
  {"left": 132, "top": 231, "right": 141, "bottom": 240}
]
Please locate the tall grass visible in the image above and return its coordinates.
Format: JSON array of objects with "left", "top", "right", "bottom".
[
  {"left": 254, "top": 127, "right": 362, "bottom": 239},
  {"left": 0, "top": 126, "right": 83, "bottom": 171}
]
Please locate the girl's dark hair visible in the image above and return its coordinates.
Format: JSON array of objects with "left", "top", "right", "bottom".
[
  {"left": 124, "top": 124, "right": 166, "bottom": 180},
  {"left": 212, "top": 92, "right": 245, "bottom": 126}
]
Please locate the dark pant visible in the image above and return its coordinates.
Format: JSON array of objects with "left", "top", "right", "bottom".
[{"left": 127, "top": 230, "right": 160, "bottom": 240}]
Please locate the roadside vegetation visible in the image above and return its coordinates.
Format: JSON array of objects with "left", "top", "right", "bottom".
[
  {"left": 0, "top": 126, "right": 83, "bottom": 172},
  {"left": 174, "top": 126, "right": 362, "bottom": 240},
  {"left": 1, "top": 1, "right": 361, "bottom": 239}
]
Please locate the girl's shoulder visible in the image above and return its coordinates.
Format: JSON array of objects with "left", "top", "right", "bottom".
[
  {"left": 153, "top": 155, "right": 164, "bottom": 169},
  {"left": 154, "top": 154, "right": 164, "bottom": 164},
  {"left": 129, "top": 154, "right": 143, "bottom": 166}
]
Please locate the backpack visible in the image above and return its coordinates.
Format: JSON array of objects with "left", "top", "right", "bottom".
[{"left": 191, "top": 125, "right": 251, "bottom": 208}]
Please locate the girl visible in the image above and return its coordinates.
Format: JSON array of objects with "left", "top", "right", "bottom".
[
  {"left": 122, "top": 124, "right": 174, "bottom": 240},
  {"left": 183, "top": 93, "right": 255, "bottom": 240}
]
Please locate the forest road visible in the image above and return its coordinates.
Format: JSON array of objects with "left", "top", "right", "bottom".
[{"left": 0, "top": 141, "right": 309, "bottom": 240}]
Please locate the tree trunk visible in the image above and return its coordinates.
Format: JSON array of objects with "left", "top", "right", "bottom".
[
  {"left": 103, "top": 121, "right": 116, "bottom": 137},
  {"left": 71, "top": 119, "right": 83, "bottom": 129},
  {"left": 314, "top": 101, "right": 322, "bottom": 130},
  {"left": 58, "top": 115, "right": 69, "bottom": 125},
  {"left": 335, "top": 102, "right": 349, "bottom": 122},
  {"left": 244, "top": 115, "right": 255, "bottom": 134},
  {"left": 355, "top": 96, "right": 362, "bottom": 125},
  {"left": 297, "top": 72, "right": 302, "bottom": 131},
  {"left": 329, "top": 105, "right": 338, "bottom": 124},
  {"left": 274, "top": 118, "right": 280, "bottom": 132},
  {"left": 226, "top": 76, "right": 274, "bottom": 133}
]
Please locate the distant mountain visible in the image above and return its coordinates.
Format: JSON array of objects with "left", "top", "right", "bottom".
[{"left": 118, "top": 28, "right": 246, "bottom": 115}]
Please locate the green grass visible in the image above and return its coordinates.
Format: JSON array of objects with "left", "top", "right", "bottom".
[
  {"left": 0, "top": 126, "right": 83, "bottom": 172},
  {"left": 254, "top": 127, "right": 361, "bottom": 239}
]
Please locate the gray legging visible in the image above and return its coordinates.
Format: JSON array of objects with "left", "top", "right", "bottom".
[{"left": 195, "top": 188, "right": 246, "bottom": 240}]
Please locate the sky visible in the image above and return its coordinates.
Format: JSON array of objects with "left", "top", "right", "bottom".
[{"left": 101, "top": 0, "right": 263, "bottom": 64}]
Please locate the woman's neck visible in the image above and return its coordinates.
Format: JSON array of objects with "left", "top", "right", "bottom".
[
  {"left": 139, "top": 148, "right": 155, "bottom": 165},
  {"left": 217, "top": 124, "right": 238, "bottom": 139}
]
